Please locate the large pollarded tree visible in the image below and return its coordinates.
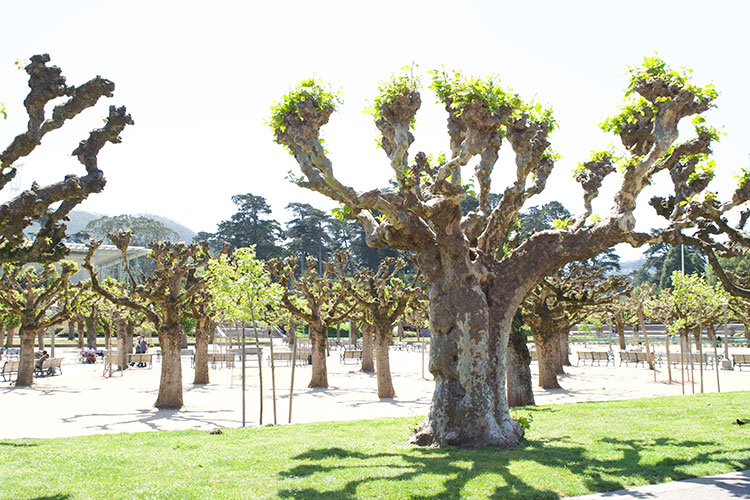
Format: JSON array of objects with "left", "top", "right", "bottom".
[
  {"left": 84, "top": 232, "right": 212, "bottom": 408},
  {"left": 266, "top": 255, "right": 354, "bottom": 388},
  {"left": 271, "top": 58, "right": 734, "bottom": 448},
  {"left": 0, "top": 261, "right": 79, "bottom": 386},
  {"left": 0, "top": 54, "right": 132, "bottom": 265},
  {"left": 524, "top": 264, "right": 627, "bottom": 389},
  {"left": 341, "top": 257, "right": 422, "bottom": 398}
]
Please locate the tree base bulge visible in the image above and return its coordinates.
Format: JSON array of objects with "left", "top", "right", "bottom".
[{"left": 409, "top": 413, "right": 524, "bottom": 449}]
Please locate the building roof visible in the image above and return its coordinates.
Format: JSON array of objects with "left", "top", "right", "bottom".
[{"left": 64, "top": 242, "right": 149, "bottom": 269}]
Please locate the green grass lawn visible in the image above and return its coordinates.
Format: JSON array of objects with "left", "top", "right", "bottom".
[{"left": 1, "top": 392, "right": 749, "bottom": 499}]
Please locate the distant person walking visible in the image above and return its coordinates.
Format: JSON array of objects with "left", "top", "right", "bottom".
[{"left": 135, "top": 336, "right": 148, "bottom": 367}]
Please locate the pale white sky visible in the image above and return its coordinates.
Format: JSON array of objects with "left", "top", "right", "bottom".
[{"left": 2, "top": 1, "right": 748, "bottom": 260}]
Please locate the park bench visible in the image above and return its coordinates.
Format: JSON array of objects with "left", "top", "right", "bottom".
[
  {"left": 340, "top": 350, "right": 363, "bottom": 364},
  {"left": 268, "top": 351, "right": 307, "bottom": 367},
  {"left": 619, "top": 351, "right": 649, "bottom": 367},
  {"left": 208, "top": 352, "right": 234, "bottom": 368},
  {"left": 576, "top": 350, "right": 611, "bottom": 366},
  {"left": 128, "top": 353, "right": 153, "bottom": 368},
  {"left": 35, "top": 358, "right": 63, "bottom": 377},
  {"left": 2, "top": 360, "right": 19, "bottom": 381},
  {"left": 667, "top": 352, "right": 710, "bottom": 367},
  {"left": 732, "top": 353, "right": 750, "bottom": 370}
]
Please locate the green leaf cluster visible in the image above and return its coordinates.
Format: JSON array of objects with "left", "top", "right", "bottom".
[
  {"left": 367, "top": 69, "right": 421, "bottom": 129},
  {"left": 331, "top": 205, "right": 352, "bottom": 221},
  {"left": 0, "top": 103, "right": 6, "bottom": 120},
  {"left": 603, "top": 57, "right": 718, "bottom": 136},
  {"left": 626, "top": 56, "right": 718, "bottom": 106},
  {"left": 692, "top": 116, "right": 721, "bottom": 142},
  {"left": 429, "top": 69, "right": 557, "bottom": 132},
  {"left": 600, "top": 97, "right": 656, "bottom": 135},
  {"left": 269, "top": 78, "right": 342, "bottom": 133},
  {"left": 736, "top": 167, "right": 750, "bottom": 190},
  {"left": 686, "top": 155, "right": 715, "bottom": 183}
]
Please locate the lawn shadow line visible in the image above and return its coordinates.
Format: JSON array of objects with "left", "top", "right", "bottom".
[{"left": 275, "top": 434, "right": 747, "bottom": 499}]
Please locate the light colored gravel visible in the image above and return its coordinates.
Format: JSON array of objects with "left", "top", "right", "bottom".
[{"left": 1, "top": 345, "right": 748, "bottom": 439}]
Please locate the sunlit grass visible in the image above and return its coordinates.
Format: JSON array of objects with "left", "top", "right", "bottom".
[{"left": 1, "top": 391, "right": 748, "bottom": 499}]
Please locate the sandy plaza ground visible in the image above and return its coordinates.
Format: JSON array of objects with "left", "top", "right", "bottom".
[{"left": 1, "top": 344, "right": 749, "bottom": 440}]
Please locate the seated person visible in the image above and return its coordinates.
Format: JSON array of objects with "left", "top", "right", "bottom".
[{"left": 35, "top": 350, "right": 50, "bottom": 373}]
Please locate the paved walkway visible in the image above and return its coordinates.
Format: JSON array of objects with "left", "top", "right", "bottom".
[{"left": 567, "top": 470, "right": 750, "bottom": 499}]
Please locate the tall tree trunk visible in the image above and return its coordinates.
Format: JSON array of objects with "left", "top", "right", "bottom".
[
  {"left": 36, "top": 330, "right": 45, "bottom": 351},
  {"left": 373, "top": 323, "right": 395, "bottom": 398},
  {"left": 208, "top": 320, "right": 216, "bottom": 345},
  {"left": 308, "top": 322, "right": 328, "bottom": 388},
  {"left": 615, "top": 318, "right": 626, "bottom": 351},
  {"left": 125, "top": 321, "right": 135, "bottom": 357},
  {"left": 17, "top": 328, "right": 37, "bottom": 387},
  {"left": 410, "top": 266, "right": 522, "bottom": 449},
  {"left": 349, "top": 319, "right": 357, "bottom": 346},
  {"left": 194, "top": 317, "right": 210, "bottom": 384},
  {"left": 559, "top": 323, "right": 571, "bottom": 367},
  {"left": 0, "top": 324, "right": 4, "bottom": 351},
  {"left": 361, "top": 322, "right": 375, "bottom": 373},
  {"left": 397, "top": 321, "right": 404, "bottom": 342},
  {"left": 86, "top": 306, "right": 98, "bottom": 348},
  {"left": 155, "top": 312, "right": 184, "bottom": 409},
  {"left": 76, "top": 320, "right": 85, "bottom": 349},
  {"left": 67, "top": 321, "right": 75, "bottom": 340},
  {"left": 506, "top": 309, "right": 535, "bottom": 407},
  {"left": 288, "top": 317, "right": 296, "bottom": 346},
  {"left": 534, "top": 331, "right": 562, "bottom": 389},
  {"left": 116, "top": 315, "right": 128, "bottom": 371},
  {"left": 180, "top": 330, "right": 188, "bottom": 349},
  {"left": 4, "top": 327, "right": 15, "bottom": 348}
]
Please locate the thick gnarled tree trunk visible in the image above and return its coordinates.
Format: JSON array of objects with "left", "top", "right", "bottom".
[
  {"left": 410, "top": 264, "right": 523, "bottom": 449},
  {"left": 506, "top": 310, "right": 535, "bottom": 407},
  {"left": 193, "top": 317, "right": 210, "bottom": 385},
  {"left": 16, "top": 326, "right": 36, "bottom": 387},
  {"left": 360, "top": 322, "right": 375, "bottom": 373},
  {"left": 155, "top": 316, "right": 183, "bottom": 409},
  {"left": 373, "top": 322, "right": 395, "bottom": 398},
  {"left": 86, "top": 307, "right": 98, "bottom": 349},
  {"left": 309, "top": 322, "right": 328, "bottom": 388}
]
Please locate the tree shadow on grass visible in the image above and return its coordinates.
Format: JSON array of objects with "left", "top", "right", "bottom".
[
  {"left": 275, "top": 435, "right": 750, "bottom": 500},
  {"left": 0, "top": 441, "right": 39, "bottom": 447},
  {"left": 28, "top": 496, "right": 70, "bottom": 500}
]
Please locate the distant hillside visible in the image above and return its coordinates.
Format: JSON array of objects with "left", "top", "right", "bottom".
[
  {"left": 27, "top": 210, "right": 196, "bottom": 244},
  {"left": 619, "top": 257, "right": 645, "bottom": 275},
  {"left": 136, "top": 213, "right": 196, "bottom": 243}
]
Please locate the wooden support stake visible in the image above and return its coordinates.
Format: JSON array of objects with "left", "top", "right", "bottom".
[{"left": 289, "top": 336, "right": 297, "bottom": 424}]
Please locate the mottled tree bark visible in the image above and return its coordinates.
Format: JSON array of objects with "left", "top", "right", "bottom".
[
  {"left": 194, "top": 317, "right": 210, "bottom": 384},
  {"left": 374, "top": 325, "right": 395, "bottom": 398},
  {"left": 4, "top": 327, "right": 15, "bottom": 348},
  {"left": 67, "top": 321, "right": 75, "bottom": 340},
  {"left": 155, "top": 313, "right": 183, "bottom": 408},
  {"left": 86, "top": 307, "right": 98, "bottom": 349},
  {"left": 559, "top": 324, "right": 571, "bottom": 367},
  {"left": 309, "top": 321, "right": 328, "bottom": 387},
  {"left": 116, "top": 315, "right": 128, "bottom": 371},
  {"left": 535, "top": 332, "right": 562, "bottom": 389},
  {"left": 506, "top": 310, "right": 535, "bottom": 407},
  {"left": 411, "top": 253, "right": 523, "bottom": 449},
  {"left": 36, "top": 330, "right": 44, "bottom": 351},
  {"left": 360, "top": 322, "right": 375, "bottom": 373},
  {"left": 16, "top": 322, "right": 37, "bottom": 386}
]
